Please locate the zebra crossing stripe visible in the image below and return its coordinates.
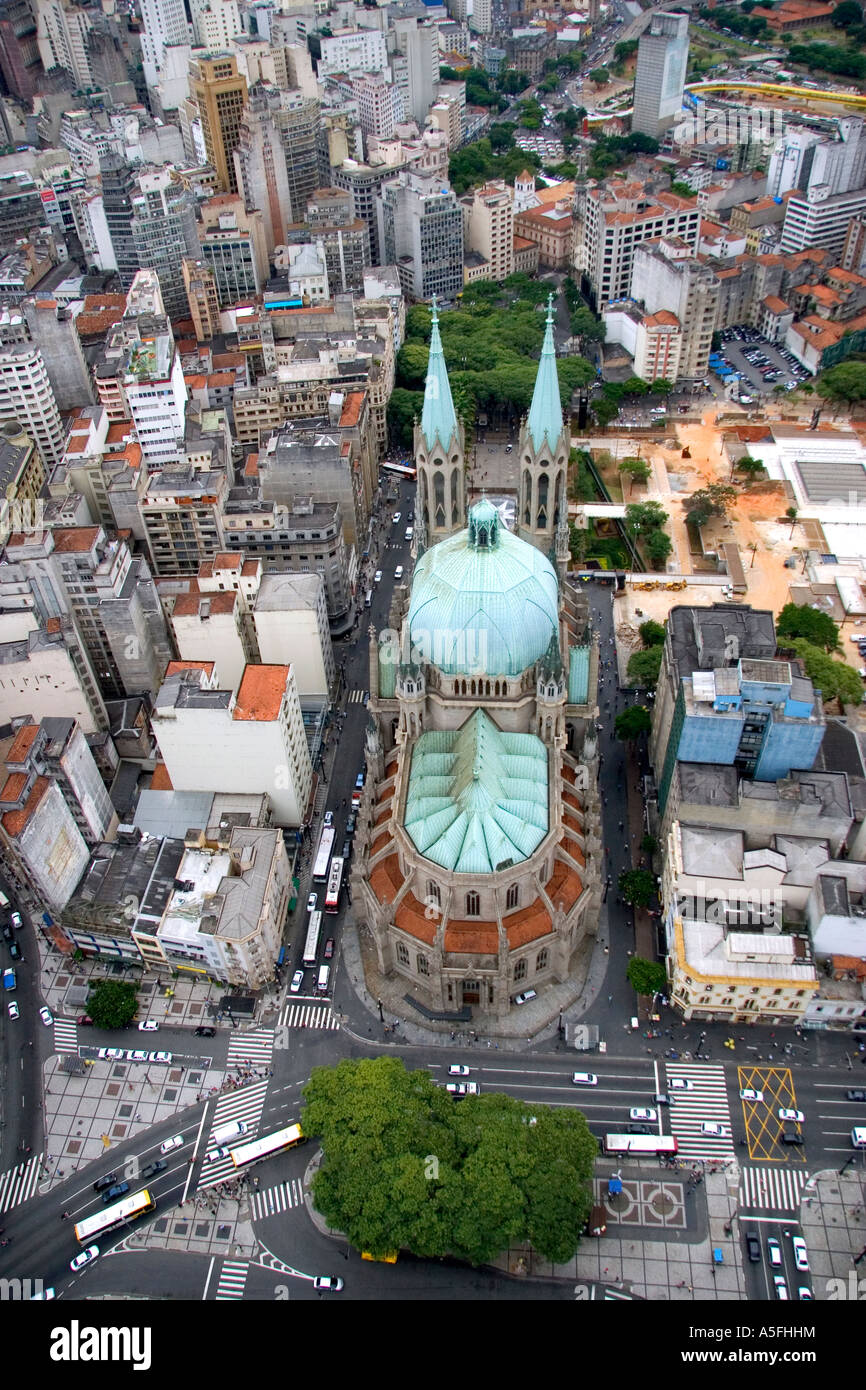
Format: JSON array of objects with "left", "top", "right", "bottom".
[
  {"left": 225, "top": 1031, "right": 275, "bottom": 1065},
  {"left": 739, "top": 1166, "right": 809, "bottom": 1212},
  {"left": 250, "top": 1178, "right": 304, "bottom": 1221},
  {"left": 215, "top": 1261, "right": 249, "bottom": 1300},
  {"left": 52, "top": 1020, "right": 79, "bottom": 1054},
  {"left": 280, "top": 1004, "right": 341, "bottom": 1031},
  {"left": 347, "top": 690, "right": 368, "bottom": 704},
  {"left": 0, "top": 1153, "right": 45, "bottom": 1213}
]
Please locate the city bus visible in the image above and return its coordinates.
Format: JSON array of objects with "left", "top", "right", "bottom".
[
  {"left": 603, "top": 1134, "right": 678, "bottom": 1156},
  {"left": 73, "top": 1189, "right": 156, "bottom": 1244},
  {"left": 229, "top": 1124, "right": 306, "bottom": 1169},
  {"left": 324, "top": 856, "right": 345, "bottom": 914},
  {"left": 380, "top": 461, "right": 416, "bottom": 479},
  {"left": 312, "top": 826, "right": 335, "bottom": 883},
  {"left": 302, "top": 910, "right": 323, "bottom": 967}
]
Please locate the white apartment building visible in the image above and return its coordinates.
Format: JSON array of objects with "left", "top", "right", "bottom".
[
  {"left": 165, "top": 589, "right": 252, "bottom": 694},
  {"left": 152, "top": 662, "right": 313, "bottom": 825},
  {"left": 603, "top": 302, "right": 683, "bottom": 382},
  {"left": 124, "top": 337, "right": 188, "bottom": 466},
  {"left": 628, "top": 237, "right": 720, "bottom": 379},
  {"left": 140, "top": 0, "right": 190, "bottom": 89},
  {"left": 354, "top": 70, "right": 404, "bottom": 144},
  {"left": 470, "top": 0, "right": 491, "bottom": 34},
  {"left": 0, "top": 344, "right": 65, "bottom": 465},
  {"left": 0, "top": 614, "right": 107, "bottom": 734},
  {"left": 768, "top": 117, "right": 866, "bottom": 201},
  {"left": 72, "top": 192, "right": 117, "bottom": 272},
  {"left": 252, "top": 572, "right": 335, "bottom": 698},
  {"left": 779, "top": 184, "right": 866, "bottom": 258},
  {"left": 190, "top": 0, "right": 242, "bottom": 50},
  {"left": 319, "top": 28, "right": 388, "bottom": 79},
  {"left": 464, "top": 180, "right": 514, "bottom": 283},
  {"left": 576, "top": 181, "right": 700, "bottom": 309},
  {"left": 36, "top": 0, "right": 95, "bottom": 90}
]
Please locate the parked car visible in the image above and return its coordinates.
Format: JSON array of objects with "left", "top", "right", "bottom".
[
  {"left": 141, "top": 1159, "right": 167, "bottom": 1180},
  {"left": 10, "top": 911, "right": 21, "bottom": 928},
  {"left": 798, "top": 1287, "right": 813, "bottom": 1300},
  {"left": 313, "top": 1276, "right": 344, "bottom": 1292},
  {"left": 323, "top": 938, "right": 335, "bottom": 960},
  {"left": 97, "top": 1047, "right": 125, "bottom": 1060},
  {"left": 148, "top": 1051, "right": 172, "bottom": 1064},
  {"left": 373, "top": 570, "right": 382, "bottom": 584},
  {"left": 323, "top": 811, "right": 334, "bottom": 828},
  {"left": 395, "top": 566, "right": 404, "bottom": 580},
  {"left": 345, "top": 813, "right": 357, "bottom": 836},
  {"left": 355, "top": 771, "right": 366, "bottom": 789},
  {"left": 194, "top": 1026, "right": 216, "bottom": 1037},
  {"left": 126, "top": 1049, "right": 148, "bottom": 1062},
  {"left": 77, "top": 1015, "right": 93, "bottom": 1026},
  {"left": 8, "top": 941, "right": 20, "bottom": 959},
  {"left": 39, "top": 1005, "right": 53, "bottom": 1027},
  {"left": 513, "top": 989, "right": 537, "bottom": 1005},
  {"left": 792, "top": 1236, "right": 809, "bottom": 1272},
  {"left": 290, "top": 969, "right": 304, "bottom": 994},
  {"left": 392, "top": 513, "right": 401, "bottom": 524},
  {"left": 341, "top": 839, "right": 352, "bottom": 860},
  {"left": 70, "top": 1246, "right": 99, "bottom": 1272},
  {"left": 7, "top": 1000, "right": 18, "bottom": 1019},
  {"left": 307, "top": 892, "right": 318, "bottom": 913},
  {"left": 138, "top": 1019, "right": 159, "bottom": 1032},
  {"left": 159, "top": 1135, "right": 184, "bottom": 1155}
]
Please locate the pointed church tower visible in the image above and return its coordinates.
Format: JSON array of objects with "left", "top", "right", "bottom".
[
  {"left": 517, "top": 294, "right": 569, "bottom": 560},
  {"left": 414, "top": 297, "right": 466, "bottom": 551}
]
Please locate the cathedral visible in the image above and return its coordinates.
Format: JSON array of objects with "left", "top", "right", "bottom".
[{"left": 351, "top": 299, "right": 602, "bottom": 1020}]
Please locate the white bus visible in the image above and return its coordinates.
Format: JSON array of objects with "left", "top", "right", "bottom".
[
  {"left": 603, "top": 1134, "right": 677, "bottom": 1156},
  {"left": 380, "top": 461, "right": 416, "bottom": 479},
  {"left": 312, "top": 826, "right": 335, "bottom": 882},
  {"left": 324, "top": 856, "right": 345, "bottom": 914},
  {"left": 74, "top": 1188, "right": 156, "bottom": 1244},
  {"left": 302, "top": 910, "right": 323, "bottom": 967},
  {"left": 230, "top": 1124, "right": 306, "bottom": 1169}
]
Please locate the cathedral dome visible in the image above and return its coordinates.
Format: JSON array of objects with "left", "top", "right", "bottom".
[{"left": 407, "top": 500, "right": 559, "bottom": 677}]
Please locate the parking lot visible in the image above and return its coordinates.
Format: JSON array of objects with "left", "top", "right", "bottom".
[{"left": 718, "top": 325, "right": 811, "bottom": 399}]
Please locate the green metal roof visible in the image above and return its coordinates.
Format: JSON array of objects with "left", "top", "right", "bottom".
[
  {"left": 527, "top": 294, "right": 564, "bottom": 454},
  {"left": 408, "top": 500, "right": 559, "bottom": 676},
  {"left": 379, "top": 649, "right": 396, "bottom": 699},
  {"left": 568, "top": 645, "right": 590, "bottom": 704},
  {"left": 420, "top": 297, "right": 459, "bottom": 453},
  {"left": 404, "top": 710, "right": 548, "bottom": 874}
]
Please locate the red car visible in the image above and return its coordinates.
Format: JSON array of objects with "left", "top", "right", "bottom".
[
  {"left": 324, "top": 938, "right": 335, "bottom": 960},
  {"left": 77, "top": 1015, "right": 94, "bottom": 1025}
]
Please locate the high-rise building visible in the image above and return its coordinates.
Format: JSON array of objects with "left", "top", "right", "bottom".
[
  {"left": 463, "top": 179, "right": 514, "bottom": 283},
  {"left": 354, "top": 69, "right": 404, "bottom": 146},
  {"left": 233, "top": 82, "right": 318, "bottom": 251},
  {"left": 198, "top": 194, "right": 267, "bottom": 305},
  {"left": 469, "top": 0, "right": 491, "bottom": 33},
  {"left": 35, "top": 0, "right": 94, "bottom": 89},
  {"left": 390, "top": 16, "right": 438, "bottom": 127},
  {"left": 0, "top": 343, "right": 64, "bottom": 464},
  {"left": 318, "top": 27, "right": 388, "bottom": 80},
  {"left": 768, "top": 117, "right": 866, "bottom": 201},
  {"left": 182, "top": 258, "right": 221, "bottom": 341},
  {"left": 99, "top": 155, "right": 138, "bottom": 286},
  {"left": 379, "top": 170, "right": 464, "bottom": 304},
  {"left": 628, "top": 237, "right": 720, "bottom": 380},
  {"left": 22, "top": 297, "right": 93, "bottom": 412},
  {"left": 632, "top": 12, "right": 690, "bottom": 140},
  {"left": 576, "top": 181, "right": 700, "bottom": 309},
  {"left": 189, "top": 0, "right": 240, "bottom": 51},
  {"left": 779, "top": 185, "right": 866, "bottom": 258},
  {"left": 334, "top": 157, "right": 410, "bottom": 266},
  {"left": 139, "top": 0, "right": 188, "bottom": 90},
  {"left": 0, "top": 0, "right": 41, "bottom": 102},
  {"left": 128, "top": 167, "right": 201, "bottom": 317},
  {"left": 189, "top": 52, "right": 248, "bottom": 195}
]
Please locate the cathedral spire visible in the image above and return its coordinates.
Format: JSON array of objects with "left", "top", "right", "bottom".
[
  {"left": 527, "top": 294, "right": 564, "bottom": 454},
  {"left": 420, "top": 296, "right": 459, "bottom": 453}
]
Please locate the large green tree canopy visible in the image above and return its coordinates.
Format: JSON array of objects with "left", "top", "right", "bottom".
[
  {"left": 86, "top": 980, "right": 139, "bottom": 1029},
  {"left": 303, "top": 1056, "right": 596, "bottom": 1265}
]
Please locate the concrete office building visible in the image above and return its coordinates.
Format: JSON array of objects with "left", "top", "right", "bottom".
[
  {"left": 379, "top": 170, "right": 463, "bottom": 304},
  {"left": 779, "top": 184, "right": 866, "bottom": 258},
  {"left": 0, "top": 343, "right": 64, "bottom": 466},
  {"left": 768, "top": 118, "right": 866, "bottom": 200},
  {"left": 0, "top": 764, "right": 89, "bottom": 914},
  {"left": 190, "top": 52, "right": 248, "bottom": 195},
  {"left": 182, "top": 258, "right": 221, "bottom": 342},
  {"left": 233, "top": 82, "right": 319, "bottom": 251},
  {"left": 22, "top": 298, "right": 93, "bottom": 413},
  {"left": 390, "top": 16, "right": 438, "bottom": 128},
  {"left": 632, "top": 12, "right": 690, "bottom": 140},
  {"left": 463, "top": 180, "right": 514, "bottom": 283},
  {"left": 3, "top": 716, "right": 117, "bottom": 846},
  {"left": 252, "top": 571, "right": 335, "bottom": 698},
  {"left": 140, "top": 0, "right": 189, "bottom": 90},
  {"left": 628, "top": 237, "right": 720, "bottom": 379},
  {"left": 0, "top": 614, "right": 108, "bottom": 733},
  {"left": 190, "top": 0, "right": 241, "bottom": 51},
  {"left": 36, "top": 0, "right": 94, "bottom": 89},
  {"left": 575, "top": 181, "right": 700, "bottom": 309},
  {"left": 141, "top": 467, "right": 227, "bottom": 575}
]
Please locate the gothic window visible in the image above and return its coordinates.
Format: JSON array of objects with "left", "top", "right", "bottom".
[
  {"left": 553, "top": 471, "right": 563, "bottom": 526},
  {"left": 506, "top": 884, "right": 518, "bottom": 910},
  {"left": 536, "top": 948, "right": 548, "bottom": 972},
  {"left": 434, "top": 470, "right": 445, "bottom": 528},
  {"left": 427, "top": 881, "right": 441, "bottom": 908},
  {"left": 536, "top": 472, "right": 549, "bottom": 530},
  {"left": 417, "top": 954, "right": 429, "bottom": 976},
  {"left": 396, "top": 941, "right": 410, "bottom": 967},
  {"left": 450, "top": 467, "right": 460, "bottom": 526},
  {"left": 522, "top": 469, "right": 532, "bottom": 526},
  {"left": 466, "top": 891, "right": 480, "bottom": 916},
  {"left": 514, "top": 959, "right": 527, "bottom": 982}
]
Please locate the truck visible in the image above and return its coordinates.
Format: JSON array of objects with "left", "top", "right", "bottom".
[{"left": 2, "top": 967, "right": 16, "bottom": 990}]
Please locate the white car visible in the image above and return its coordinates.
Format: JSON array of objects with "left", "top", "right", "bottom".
[
  {"left": 307, "top": 893, "right": 318, "bottom": 914},
  {"left": 126, "top": 1049, "right": 149, "bottom": 1062},
  {"left": 395, "top": 566, "right": 404, "bottom": 579},
  {"left": 290, "top": 969, "right": 304, "bottom": 994},
  {"left": 31, "top": 1288, "right": 55, "bottom": 1300},
  {"left": 448, "top": 1064, "right": 470, "bottom": 1076},
  {"left": 700, "top": 1122, "right": 728, "bottom": 1137},
  {"left": 740, "top": 1088, "right": 764, "bottom": 1103},
  {"left": 798, "top": 1287, "right": 813, "bottom": 1300},
  {"left": 792, "top": 1236, "right": 809, "bottom": 1272},
  {"left": 70, "top": 1245, "right": 99, "bottom": 1272},
  {"left": 446, "top": 1081, "right": 479, "bottom": 1096},
  {"left": 572, "top": 1072, "right": 598, "bottom": 1086},
  {"left": 767, "top": 1237, "right": 782, "bottom": 1267},
  {"left": 98, "top": 1047, "right": 125, "bottom": 1060},
  {"left": 513, "top": 989, "right": 537, "bottom": 1006},
  {"left": 160, "top": 1134, "right": 185, "bottom": 1155},
  {"left": 392, "top": 513, "right": 401, "bottom": 524},
  {"left": 148, "top": 1051, "right": 173, "bottom": 1064},
  {"left": 313, "top": 1275, "right": 344, "bottom": 1292},
  {"left": 668, "top": 1078, "right": 693, "bottom": 1091},
  {"left": 138, "top": 1019, "right": 159, "bottom": 1032},
  {"left": 7, "top": 1000, "right": 18, "bottom": 1019},
  {"left": 39, "top": 1005, "right": 53, "bottom": 1027},
  {"left": 773, "top": 1275, "right": 789, "bottom": 1300},
  {"left": 373, "top": 570, "right": 382, "bottom": 584},
  {"left": 323, "top": 812, "right": 334, "bottom": 828},
  {"left": 630, "top": 1107, "right": 657, "bottom": 1122},
  {"left": 778, "top": 1108, "right": 804, "bottom": 1123}
]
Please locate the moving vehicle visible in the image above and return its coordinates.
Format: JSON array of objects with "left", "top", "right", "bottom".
[
  {"left": 701, "top": 1122, "right": 728, "bottom": 1137},
  {"left": 314, "top": 1276, "right": 344, "bottom": 1292},
  {"left": 767, "top": 1237, "right": 782, "bottom": 1267},
  {"left": 630, "top": 1107, "right": 657, "bottom": 1122},
  {"left": 75, "top": 1189, "right": 156, "bottom": 1245},
  {"left": 312, "top": 826, "right": 335, "bottom": 883},
  {"left": 778, "top": 1108, "right": 804, "bottom": 1123},
  {"left": 70, "top": 1246, "right": 99, "bottom": 1272},
  {"left": 8, "top": 941, "right": 20, "bottom": 960},
  {"left": 160, "top": 1135, "right": 184, "bottom": 1155},
  {"left": 10, "top": 911, "right": 21, "bottom": 929},
  {"left": 323, "top": 811, "right": 334, "bottom": 828},
  {"left": 211, "top": 1120, "right": 248, "bottom": 1147},
  {"left": 740, "top": 1088, "right": 764, "bottom": 1102},
  {"left": 230, "top": 1123, "right": 306, "bottom": 1169},
  {"left": 290, "top": 969, "right": 305, "bottom": 993},
  {"left": 324, "top": 938, "right": 335, "bottom": 960},
  {"left": 324, "top": 857, "right": 344, "bottom": 914},
  {"left": 846, "top": 1089, "right": 866, "bottom": 1102},
  {"left": 774, "top": 1276, "right": 789, "bottom": 1300},
  {"left": 2, "top": 968, "right": 15, "bottom": 991},
  {"left": 7, "top": 1000, "right": 18, "bottom": 1019},
  {"left": 604, "top": 1134, "right": 677, "bottom": 1155},
  {"left": 446, "top": 1081, "right": 479, "bottom": 1097},
  {"left": 849, "top": 1127, "right": 866, "bottom": 1148},
  {"left": 194, "top": 1026, "right": 215, "bottom": 1037},
  {"left": 316, "top": 964, "right": 330, "bottom": 994},
  {"left": 572, "top": 1072, "right": 598, "bottom": 1086},
  {"left": 798, "top": 1287, "right": 812, "bottom": 1300},
  {"left": 93, "top": 1172, "right": 118, "bottom": 1192},
  {"left": 745, "top": 1233, "right": 760, "bottom": 1262},
  {"left": 668, "top": 1078, "right": 693, "bottom": 1091},
  {"left": 373, "top": 570, "right": 382, "bottom": 585},
  {"left": 138, "top": 1019, "right": 159, "bottom": 1032},
  {"left": 102, "top": 1181, "right": 130, "bottom": 1204},
  {"left": 392, "top": 513, "right": 401, "bottom": 524},
  {"left": 792, "top": 1236, "right": 809, "bottom": 1272},
  {"left": 141, "top": 1159, "right": 167, "bottom": 1180},
  {"left": 302, "top": 911, "right": 323, "bottom": 968},
  {"left": 206, "top": 1146, "right": 230, "bottom": 1162},
  {"left": 395, "top": 566, "right": 404, "bottom": 580},
  {"left": 341, "top": 838, "right": 352, "bottom": 860},
  {"left": 448, "top": 1064, "right": 470, "bottom": 1076},
  {"left": 404, "top": 527, "right": 413, "bottom": 542},
  {"left": 364, "top": 590, "right": 372, "bottom": 609}
]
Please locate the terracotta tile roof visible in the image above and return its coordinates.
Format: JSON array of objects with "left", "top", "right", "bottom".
[
  {"left": 560, "top": 832, "right": 586, "bottom": 867},
  {"left": 394, "top": 892, "right": 435, "bottom": 944},
  {"left": 184, "top": 374, "right": 208, "bottom": 389},
  {"left": 0, "top": 771, "right": 28, "bottom": 801},
  {"left": 828, "top": 266, "right": 866, "bottom": 285},
  {"left": 105, "top": 422, "right": 132, "bottom": 444},
  {"left": 385, "top": 759, "right": 399, "bottom": 780},
  {"left": 339, "top": 391, "right": 364, "bottom": 427},
  {"left": 244, "top": 453, "right": 259, "bottom": 477},
  {"left": 51, "top": 527, "right": 100, "bottom": 553},
  {"left": 2, "top": 775, "right": 49, "bottom": 835},
  {"left": 762, "top": 295, "right": 789, "bottom": 314},
  {"left": 443, "top": 919, "right": 498, "bottom": 954},
  {"left": 150, "top": 762, "right": 173, "bottom": 791},
  {"left": 207, "top": 372, "right": 235, "bottom": 388},
  {"left": 369, "top": 852, "right": 404, "bottom": 904},
  {"left": 165, "top": 659, "right": 215, "bottom": 678},
  {"left": 370, "top": 831, "right": 391, "bottom": 857},
  {"left": 505, "top": 899, "right": 552, "bottom": 949},
  {"left": 6, "top": 722, "right": 39, "bottom": 763},
  {"left": 212, "top": 352, "right": 245, "bottom": 369},
  {"left": 172, "top": 590, "right": 237, "bottom": 618},
  {"left": 241, "top": 560, "right": 258, "bottom": 577},
  {"left": 214, "top": 552, "right": 242, "bottom": 570},
  {"left": 545, "top": 859, "right": 583, "bottom": 913},
  {"left": 645, "top": 310, "right": 680, "bottom": 328},
  {"left": 513, "top": 234, "right": 536, "bottom": 251},
  {"left": 374, "top": 807, "right": 390, "bottom": 827},
  {"left": 233, "top": 664, "right": 288, "bottom": 721}
]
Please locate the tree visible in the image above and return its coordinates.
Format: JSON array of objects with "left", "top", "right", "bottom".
[
  {"left": 832, "top": 0, "right": 863, "bottom": 25},
  {"left": 614, "top": 704, "right": 652, "bottom": 741},
  {"left": 669, "top": 180, "right": 694, "bottom": 198},
  {"left": 387, "top": 388, "right": 423, "bottom": 449},
  {"left": 86, "top": 980, "right": 139, "bottom": 1029},
  {"left": 618, "top": 456, "right": 651, "bottom": 491},
  {"left": 626, "top": 956, "right": 667, "bottom": 995},
  {"left": 638, "top": 619, "right": 666, "bottom": 647},
  {"left": 622, "top": 375, "right": 649, "bottom": 397},
  {"left": 736, "top": 456, "right": 765, "bottom": 477},
  {"left": 625, "top": 501, "right": 669, "bottom": 537},
  {"left": 641, "top": 833, "right": 658, "bottom": 855},
  {"left": 684, "top": 483, "right": 736, "bottom": 527},
  {"left": 571, "top": 305, "right": 606, "bottom": 345},
  {"left": 589, "top": 66, "right": 610, "bottom": 84},
  {"left": 488, "top": 121, "right": 515, "bottom": 152},
  {"left": 645, "top": 529, "right": 673, "bottom": 569},
  {"left": 775, "top": 601, "right": 841, "bottom": 653},
  {"left": 618, "top": 869, "right": 656, "bottom": 909},
  {"left": 786, "top": 638, "right": 864, "bottom": 706},
  {"left": 786, "top": 505, "right": 798, "bottom": 538},
  {"left": 302, "top": 1056, "right": 596, "bottom": 1265},
  {"left": 649, "top": 377, "right": 674, "bottom": 396},
  {"left": 626, "top": 645, "right": 663, "bottom": 689}
]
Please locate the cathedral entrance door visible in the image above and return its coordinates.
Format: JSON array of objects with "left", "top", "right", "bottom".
[{"left": 461, "top": 981, "right": 480, "bottom": 1005}]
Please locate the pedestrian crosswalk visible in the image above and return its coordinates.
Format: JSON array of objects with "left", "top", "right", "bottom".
[
  {"left": 0, "top": 1153, "right": 44, "bottom": 1213},
  {"left": 739, "top": 1165, "right": 810, "bottom": 1214},
  {"left": 53, "top": 1019, "right": 79, "bottom": 1054},
  {"left": 215, "top": 1260, "right": 249, "bottom": 1300},
  {"left": 225, "top": 1030, "right": 275, "bottom": 1068},
  {"left": 250, "top": 1178, "right": 304, "bottom": 1222},
  {"left": 347, "top": 689, "right": 368, "bottom": 704},
  {"left": 278, "top": 1001, "right": 341, "bottom": 1031},
  {"left": 665, "top": 1063, "right": 736, "bottom": 1160},
  {"left": 196, "top": 1080, "right": 270, "bottom": 1189}
]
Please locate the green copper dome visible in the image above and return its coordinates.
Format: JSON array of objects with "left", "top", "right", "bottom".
[{"left": 407, "top": 500, "right": 559, "bottom": 676}]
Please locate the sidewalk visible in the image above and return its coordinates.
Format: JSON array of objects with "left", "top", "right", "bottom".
[{"left": 800, "top": 1168, "right": 866, "bottom": 1298}]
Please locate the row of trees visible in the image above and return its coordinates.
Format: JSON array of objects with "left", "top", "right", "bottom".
[
  {"left": 624, "top": 501, "right": 674, "bottom": 570},
  {"left": 785, "top": 40, "right": 866, "bottom": 79},
  {"left": 626, "top": 619, "right": 666, "bottom": 690},
  {"left": 817, "top": 360, "right": 866, "bottom": 408}
]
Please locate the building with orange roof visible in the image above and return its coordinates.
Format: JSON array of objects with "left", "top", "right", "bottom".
[
  {"left": 151, "top": 662, "right": 313, "bottom": 825},
  {"left": 578, "top": 178, "right": 700, "bottom": 307},
  {"left": 165, "top": 589, "right": 251, "bottom": 693}
]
